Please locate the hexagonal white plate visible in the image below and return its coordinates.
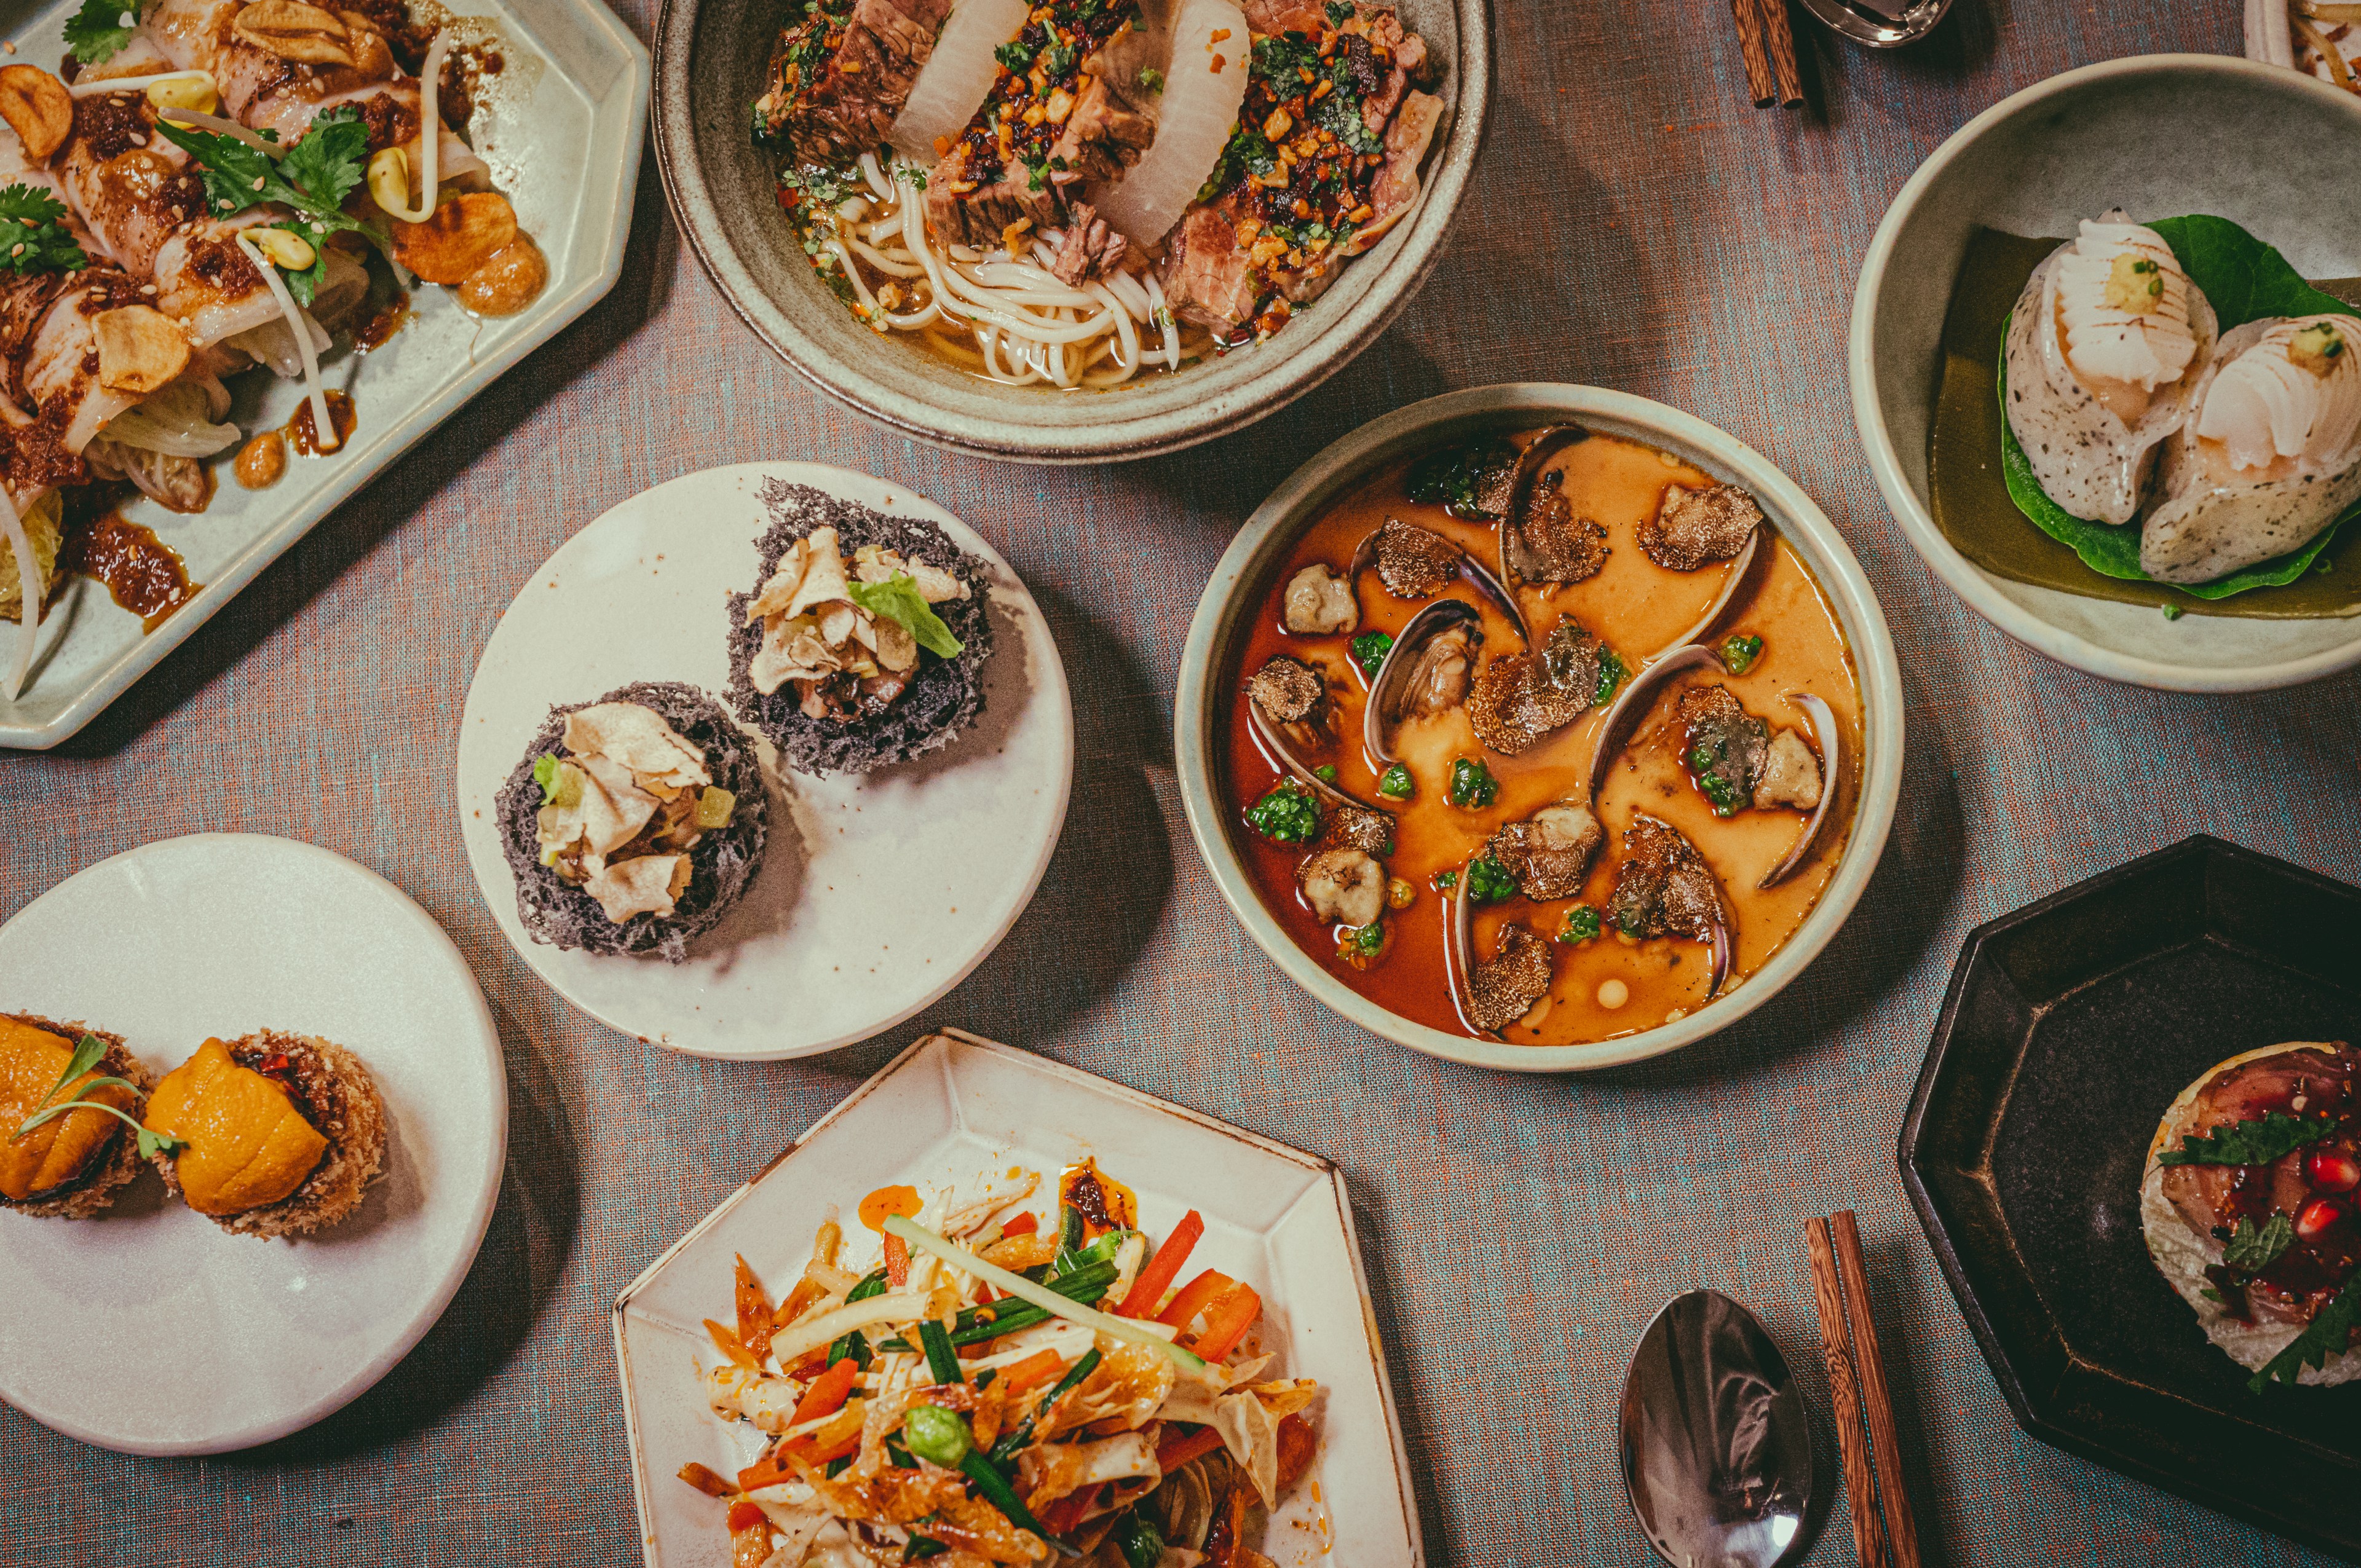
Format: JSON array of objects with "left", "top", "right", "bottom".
[
  {"left": 612, "top": 1030, "right": 1423, "bottom": 1568},
  {"left": 0, "top": 0, "right": 649, "bottom": 749},
  {"left": 454, "top": 464, "right": 1073, "bottom": 1059},
  {"left": 0, "top": 833, "right": 507, "bottom": 1454}
]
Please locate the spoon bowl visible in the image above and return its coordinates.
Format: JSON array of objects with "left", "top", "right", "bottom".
[
  {"left": 1795, "top": 0, "right": 1952, "bottom": 47},
  {"left": 1621, "top": 1289, "right": 1816, "bottom": 1568}
]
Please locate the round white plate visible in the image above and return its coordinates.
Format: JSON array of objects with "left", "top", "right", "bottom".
[
  {"left": 0, "top": 833, "right": 507, "bottom": 1456},
  {"left": 455, "top": 462, "right": 1074, "bottom": 1060}
]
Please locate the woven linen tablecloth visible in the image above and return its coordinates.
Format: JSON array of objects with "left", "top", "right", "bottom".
[{"left": 6, "top": 0, "right": 2359, "bottom": 1563}]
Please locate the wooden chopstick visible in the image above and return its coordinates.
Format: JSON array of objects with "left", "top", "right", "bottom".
[
  {"left": 1834, "top": 1211, "right": 1923, "bottom": 1568},
  {"left": 1729, "top": 0, "right": 1778, "bottom": 106},
  {"left": 1806, "top": 1212, "right": 1924, "bottom": 1568},
  {"left": 1805, "top": 1216, "right": 1888, "bottom": 1568},
  {"left": 1761, "top": 0, "right": 1806, "bottom": 108}
]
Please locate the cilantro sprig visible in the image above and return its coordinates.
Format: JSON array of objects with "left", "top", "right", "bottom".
[
  {"left": 152, "top": 106, "right": 382, "bottom": 305},
  {"left": 0, "top": 185, "right": 88, "bottom": 275},
  {"left": 63, "top": 0, "right": 139, "bottom": 65},
  {"left": 2156, "top": 1111, "right": 2337, "bottom": 1168},
  {"left": 2252, "top": 1275, "right": 2361, "bottom": 1393},
  {"left": 10, "top": 1034, "right": 186, "bottom": 1162}
]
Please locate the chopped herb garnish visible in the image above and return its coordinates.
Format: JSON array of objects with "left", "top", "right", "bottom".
[
  {"left": 154, "top": 106, "right": 384, "bottom": 296},
  {"left": 1719, "top": 633, "right": 1763, "bottom": 675},
  {"left": 1137, "top": 66, "right": 1164, "bottom": 93},
  {"left": 1244, "top": 780, "right": 1319, "bottom": 844},
  {"left": 1351, "top": 630, "right": 1393, "bottom": 676},
  {"left": 1346, "top": 921, "right": 1383, "bottom": 955},
  {"left": 2157, "top": 1111, "right": 2337, "bottom": 1167},
  {"left": 2251, "top": 1275, "right": 2361, "bottom": 1393},
  {"left": 1448, "top": 757, "right": 1497, "bottom": 810},
  {"left": 1433, "top": 870, "right": 1457, "bottom": 891},
  {"left": 1313, "top": 764, "right": 1338, "bottom": 784},
  {"left": 1593, "top": 649, "right": 1626, "bottom": 707},
  {"left": 1377, "top": 762, "right": 1413, "bottom": 801},
  {"left": 1557, "top": 905, "right": 1602, "bottom": 944},
  {"left": 1463, "top": 855, "right": 1516, "bottom": 905}
]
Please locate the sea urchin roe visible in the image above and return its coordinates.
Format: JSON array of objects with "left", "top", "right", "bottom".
[
  {"left": 0, "top": 1018, "right": 133, "bottom": 1200},
  {"left": 143, "top": 1038, "right": 327, "bottom": 1216}
]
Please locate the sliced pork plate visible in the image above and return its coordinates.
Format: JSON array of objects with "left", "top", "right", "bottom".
[{"left": 746, "top": 0, "right": 1444, "bottom": 385}]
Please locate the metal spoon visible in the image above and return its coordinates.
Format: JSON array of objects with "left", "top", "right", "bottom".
[
  {"left": 1758, "top": 693, "right": 1841, "bottom": 891},
  {"left": 1621, "top": 1290, "right": 1816, "bottom": 1568},
  {"left": 1794, "top": 0, "right": 1952, "bottom": 47}
]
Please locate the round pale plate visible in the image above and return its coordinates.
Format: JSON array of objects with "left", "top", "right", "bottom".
[
  {"left": 0, "top": 833, "right": 507, "bottom": 1456},
  {"left": 455, "top": 463, "right": 1074, "bottom": 1059}
]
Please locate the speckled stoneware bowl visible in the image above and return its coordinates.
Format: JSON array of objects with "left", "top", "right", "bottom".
[
  {"left": 653, "top": 0, "right": 1489, "bottom": 463},
  {"left": 1851, "top": 55, "right": 2361, "bottom": 693},
  {"left": 1174, "top": 385, "right": 1905, "bottom": 1073}
]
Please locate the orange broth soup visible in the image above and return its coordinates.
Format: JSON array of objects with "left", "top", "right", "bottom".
[{"left": 1220, "top": 428, "right": 1863, "bottom": 1047}]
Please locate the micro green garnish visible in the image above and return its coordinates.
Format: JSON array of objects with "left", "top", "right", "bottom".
[
  {"left": 2251, "top": 1275, "right": 2361, "bottom": 1393},
  {"left": 844, "top": 572, "right": 964, "bottom": 658},
  {"left": 1558, "top": 905, "right": 1602, "bottom": 944},
  {"left": 153, "top": 106, "right": 382, "bottom": 304},
  {"left": 1244, "top": 780, "right": 1319, "bottom": 844},
  {"left": 1448, "top": 757, "right": 1497, "bottom": 810},
  {"left": 1718, "top": 633, "right": 1763, "bottom": 675},
  {"left": 1350, "top": 631, "right": 1393, "bottom": 677},
  {"left": 2220, "top": 1212, "right": 2295, "bottom": 1274},
  {"left": 1312, "top": 763, "right": 1337, "bottom": 784},
  {"left": 1463, "top": 855, "right": 1516, "bottom": 905},
  {"left": 1432, "top": 869, "right": 1457, "bottom": 891},
  {"left": 0, "top": 185, "right": 88, "bottom": 276},
  {"left": 10, "top": 1034, "right": 184, "bottom": 1160},
  {"left": 64, "top": 0, "right": 139, "bottom": 64},
  {"left": 2157, "top": 1111, "right": 2336, "bottom": 1167},
  {"left": 1346, "top": 921, "right": 1383, "bottom": 955},
  {"left": 1377, "top": 762, "right": 1413, "bottom": 801}
]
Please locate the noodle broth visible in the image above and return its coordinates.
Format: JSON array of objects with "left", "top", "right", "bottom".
[{"left": 1220, "top": 430, "right": 1864, "bottom": 1047}]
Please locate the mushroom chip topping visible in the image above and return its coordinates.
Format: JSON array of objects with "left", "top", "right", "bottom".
[
  {"left": 533, "top": 703, "right": 735, "bottom": 924},
  {"left": 745, "top": 524, "right": 971, "bottom": 717}
]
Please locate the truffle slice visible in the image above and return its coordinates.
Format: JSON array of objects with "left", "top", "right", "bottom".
[
  {"left": 1372, "top": 518, "right": 1460, "bottom": 599},
  {"left": 1467, "top": 922, "right": 1554, "bottom": 1032},
  {"left": 1505, "top": 476, "right": 1609, "bottom": 585},
  {"left": 1640, "top": 482, "right": 1762, "bottom": 572},
  {"left": 1320, "top": 803, "right": 1394, "bottom": 857},
  {"left": 1610, "top": 815, "right": 1723, "bottom": 941},
  {"left": 1485, "top": 803, "right": 1603, "bottom": 901},
  {"left": 1248, "top": 655, "right": 1327, "bottom": 725}
]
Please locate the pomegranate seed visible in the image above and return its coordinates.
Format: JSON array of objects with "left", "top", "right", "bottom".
[
  {"left": 2306, "top": 1149, "right": 2361, "bottom": 1194},
  {"left": 2295, "top": 1198, "right": 2349, "bottom": 1242}
]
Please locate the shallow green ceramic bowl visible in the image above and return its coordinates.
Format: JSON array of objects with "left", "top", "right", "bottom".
[
  {"left": 1174, "top": 385, "right": 1905, "bottom": 1073},
  {"left": 1851, "top": 54, "right": 2361, "bottom": 692},
  {"left": 654, "top": 0, "right": 1490, "bottom": 463}
]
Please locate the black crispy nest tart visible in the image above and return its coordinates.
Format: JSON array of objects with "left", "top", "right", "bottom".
[
  {"left": 726, "top": 480, "right": 994, "bottom": 776},
  {"left": 495, "top": 680, "right": 769, "bottom": 963},
  {"left": 1, "top": 1014, "right": 151, "bottom": 1221}
]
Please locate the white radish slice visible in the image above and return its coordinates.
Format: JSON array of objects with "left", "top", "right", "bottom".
[
  {"left": 237, "top": 232, "right": 338, "bottom": 454},
  {"left": 3, "top": 490, "right": 39, "bottom": 702},
  {"left": 890, "top": 0, "right": 1032, "bottom": 165},
  {"left": 376, "top": 33, "right": 450, "bottom": 224},
  {"left": 1087, "top": 0, "right": 1249, "bottom": 246}
]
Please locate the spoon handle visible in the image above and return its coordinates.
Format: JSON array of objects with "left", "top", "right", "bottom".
[{"left": 1806, "top": 1215, "right": 1888, "bottom": 1568}]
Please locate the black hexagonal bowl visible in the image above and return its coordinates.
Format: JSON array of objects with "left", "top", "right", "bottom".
[{"left": 1900, "top": 835, "right": 2361, "bottom": 1559}]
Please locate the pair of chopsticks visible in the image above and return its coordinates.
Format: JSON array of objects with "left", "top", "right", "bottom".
[
  {"left": 1731, "top": 0, "right": 1806, "bottom": 107},
  {"left": 1805, "top": 1211, "right": 1922, "bottom": 1568}
]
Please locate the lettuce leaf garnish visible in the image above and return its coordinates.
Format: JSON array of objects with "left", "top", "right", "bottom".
[{"left": 846, "top": 572, "right": 963, "bottom": 659}]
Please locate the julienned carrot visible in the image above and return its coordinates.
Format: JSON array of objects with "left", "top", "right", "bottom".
[
  {"left": 1155, "top": 1269, "right": 1235, "bottom": 1332},
  {"left": 790, "top": 1357, "right": 860, "bottom": 1425},
  {"left": 1155, "top": 1424, "right": 1225, "bottom": 1471},
  {"left": 726, "top": 1499, "right": 767, "bottom": 1532},
  {"left": 705, "top": 1319, "right": 760, "bottom": 1370},
  {"left": 734, "top": 1255, "right": 773, "bottom": 1365},
  {"left": 1000, "top": 1211, "right": 1040, "bottom": 1237},
  {"left": 999, "top": 1347, "right": 1066, "bottom": 1397},
  {"left": 1187, "top": 1283, "right": 1261, "bottom": 1363},
  {"left": 1117, "top": 1210, "right": 1204, "bottom": 1317},
  {"left": 885, "top": 1232, "right": 911, "bottom": 1286}
]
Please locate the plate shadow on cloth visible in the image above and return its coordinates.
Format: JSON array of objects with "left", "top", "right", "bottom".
[
  {"left": 40, "top": 164, "right": 679, "bottom": 762},
  {"left": 220, "top": 1003, "right": 580, "bottom": 1466}
]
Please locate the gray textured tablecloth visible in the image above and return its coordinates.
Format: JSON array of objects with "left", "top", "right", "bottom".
[{"left": 7, "top": 0, "right": 2359, "bottom": 1563}]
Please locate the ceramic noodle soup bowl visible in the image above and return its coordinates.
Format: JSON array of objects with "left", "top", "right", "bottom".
[{"left": 1176, "top": 385, "right": 1904, "bottom": 1072}]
